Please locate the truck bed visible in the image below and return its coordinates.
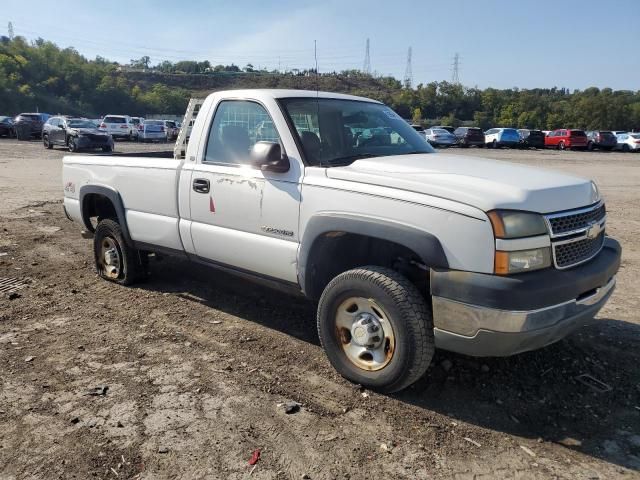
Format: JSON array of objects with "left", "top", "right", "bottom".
[{"left": 62, "top": 154, "right": 184, "bottom": 251}]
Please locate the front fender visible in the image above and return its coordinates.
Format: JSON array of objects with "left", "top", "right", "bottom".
[{"left": 298, "top": 213, "right": 449, "bottom": 296}]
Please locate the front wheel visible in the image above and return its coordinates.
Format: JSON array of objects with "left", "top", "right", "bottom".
[
  {"left": 317, "top": 266, "right": 434, "bottom": 393},
  {"left": 558, "top": 141, "right": 566, "bottom": 150},
  {"left": 93, "top": 219, "right": 147, "bottom": 285},
  {"left": 67, "top": 137, "right": 77, "bottom": 152},
  {"left": 43, "top": 134, "right": 53, "bottom": 149}
]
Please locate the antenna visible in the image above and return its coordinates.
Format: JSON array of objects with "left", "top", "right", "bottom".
[
  {"left": 452, "top": 52, "right": 460, "bottom": 84},
  {"left": 313, "top": 40, "right": 323, "bottom": 166},
  {"left": 363, "top": 38, "right": 371, "bottom": 74},
  {"left": 314, "top": 39, "right": 319, "bottom": 92},
  {"left": 403, "top": 47, "right": 412, "bottom": 88}
]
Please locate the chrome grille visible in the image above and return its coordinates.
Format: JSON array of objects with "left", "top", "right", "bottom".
[
  {"left": 545, "top": 202, "right": 607, "bottom": 269},
  {"left": 553, "top": 233, "right": 605, "bottom": 269},
  {"left": 547, "top": 202, "right": 606, "bottom": 236}
]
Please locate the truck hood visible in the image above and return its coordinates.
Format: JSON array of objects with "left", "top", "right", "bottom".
[{"left": 326, "top": 153, "right": 598, "bottom": 213}]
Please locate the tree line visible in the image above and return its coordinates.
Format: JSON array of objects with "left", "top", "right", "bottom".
[{"left": 1, "top": 36, "right": 638, "bottom": 131}]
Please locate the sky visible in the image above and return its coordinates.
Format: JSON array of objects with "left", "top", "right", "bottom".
[{"left": 2, "top": 0, "right": 639, "bottom": 90}]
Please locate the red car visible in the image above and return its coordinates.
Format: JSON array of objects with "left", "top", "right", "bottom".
[{"left": 545, "top": 129, "right": 588, "bottom": 150}]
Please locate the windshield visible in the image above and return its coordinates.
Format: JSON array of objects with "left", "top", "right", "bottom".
[
  {"left": 432, "top": 129, "right": 449, "bottom": 135},
  {"left": 68, "top": 119, "right": 96, "bottom": 128},
  {"left": 17, "top": 114, "right": 41, "bottom": 121},
  {"left": 146, "top": 120, "right": 163, "bottom": 126},
  {"left": 279, "top": 98, "right": 434, "bottom": 166}
]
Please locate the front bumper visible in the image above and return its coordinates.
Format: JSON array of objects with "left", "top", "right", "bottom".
[{"left": 430, "top": 237, "right": 621, "bottom": 357}]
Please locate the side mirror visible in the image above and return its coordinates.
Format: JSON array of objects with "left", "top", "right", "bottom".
[{"left": 250, "top": 141, "right": 289, "bottom": 173}]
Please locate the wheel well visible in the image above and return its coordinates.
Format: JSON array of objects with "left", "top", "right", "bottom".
[
  {"left": 82, "top": 193, "right": 118, "bottom": 232},
  {"left": 305, "top": 232, "right": 428, "bottom": 300}
]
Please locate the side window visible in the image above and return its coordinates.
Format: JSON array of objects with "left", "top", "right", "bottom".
[
  {"left": 50, "top": 118, "right": 60, "bottom": 127},
  {"left": 205, "top": 100, "right": 281, "bottom": 165}
]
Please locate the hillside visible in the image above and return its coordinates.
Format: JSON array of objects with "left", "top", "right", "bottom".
[{"left": 1, "top": 36, "right": 639, "bottom": 130}]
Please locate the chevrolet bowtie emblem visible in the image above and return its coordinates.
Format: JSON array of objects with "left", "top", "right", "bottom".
[{"left": 586, "top": 222, "right": 601, "bottom": 240}]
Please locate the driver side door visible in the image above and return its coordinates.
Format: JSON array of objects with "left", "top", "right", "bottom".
[{"left": 187, "top": 99, "right": 302, "bottom": 283}]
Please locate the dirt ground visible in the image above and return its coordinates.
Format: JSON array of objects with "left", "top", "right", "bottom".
[{"left": 1, "top": 139, "right": 639, "bottom": 480}]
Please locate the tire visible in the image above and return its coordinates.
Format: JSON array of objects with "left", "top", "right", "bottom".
[
  {"left": 558, "top": 141, "right": 566, "bottom": 150},
  {"left": 102, "top": 145, "right": 113, "bottom": 153},
  {"left": 317, "top": 266, "right": 434, "bottom": 393},
  {"left": 587, "top": 142, "right": 594, "bottom": 151},
  {"left": 492, "top": 139, "right": 497, "bottom": 149},
  {"left": 43, "top": 134, "right": 53, "bottom": 149},
  {"left": 67, "top": 136, "right": 77, "bottom": 152},
  {"left": 93, "top": 219, "right": 147, "bottom": 285},
  {"left": 622, "top": 144, "right": 630, "bottom": 152}
]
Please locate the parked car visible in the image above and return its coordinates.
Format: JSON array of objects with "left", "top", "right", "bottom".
[
  {"left": 0, "top": 116, "right": 15, "bottom": 137},
  {"left": 424, "top": 128, "right": 457, "bottom": 147},
  {"left": 99, "top": 115, "right": 135, "bottom": 140},
  {"left": 611, "top": 130, "right": 627, "bottom": 136},
  {"left": 517, "top": 129, "right": 546, "bottom": 149},
  {"left": 13, "top": 113, "right": 50, "bottom": 139},
  {"left": 43, "top": 116, "right": 114, "bottom": 152},
  {"left": 484, "top": 128, "right": 520, "bottom": 148},
  {"left": 163, "top": 120, "right": 179, "bottom": 140},
  {"left": 139, "top": 119, "right": 168, "bottom": 142},
  {"left": 130, "top": 117, "right": 145, "bottom": 140},
  {"left": 586, "top": 131, "right": 617, "bottom": 151},
  {"left": 62, "top": 89, "right": 620, "bottom": 392},
  {"left": 453, "top": 127, "right": 484, "bottom": 147},
  {"left": 615, "top": 132, "right": 640, "bottom": 152},
  {"left": 545, "top": 129, "right": 588, "bottom": 150},
  {"left": 429, "top": 125, "right": 455, "bottom": 134},
  {"left": 410, "top": 124, "right": 425, "bottom": 133}
]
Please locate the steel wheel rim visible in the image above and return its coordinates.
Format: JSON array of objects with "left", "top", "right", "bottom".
[
  {"left": 335, "top": 296, "right": 396, "bottom": 371},
  {"left": 100, "top": 237, "right": 122, "bottom": 279}
]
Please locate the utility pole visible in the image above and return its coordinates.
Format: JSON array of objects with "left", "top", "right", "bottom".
[
  {"left": 403, "top": 47, "right": 413, "bottom": 89},
  {"left": 452, "top": 52, "right": 460, "bottom": 84},
  {"left": 363, "top": 38, "right": 371, "bottom": 75},
  {"left": 8, "top": 22, "right": 14, "bottom": 40}
]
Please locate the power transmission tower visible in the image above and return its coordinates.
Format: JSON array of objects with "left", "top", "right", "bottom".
[
  {"left": 451, "top": 52, "right": 460, "bottom": 84},
  {"left": 404, "top": 47, "right": 412, "bottom": 88},
  {"left": 8, "top": 22, "right": 14, "bottom": 40},
  {"left": 363, "top": 38, "right": 371, "bottom": 74}
]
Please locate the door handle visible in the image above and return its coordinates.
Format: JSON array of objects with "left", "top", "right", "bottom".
[{"left": 192, "top": 178, "right": 210, "bottom": 194}]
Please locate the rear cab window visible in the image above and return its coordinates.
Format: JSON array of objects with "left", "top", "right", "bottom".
[{"left": 104, "top": 116, "right": 126, "bottom": 124}]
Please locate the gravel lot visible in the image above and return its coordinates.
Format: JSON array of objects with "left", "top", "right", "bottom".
[{"left": 1, "top": 139, "right": 639, "bottom": 479}]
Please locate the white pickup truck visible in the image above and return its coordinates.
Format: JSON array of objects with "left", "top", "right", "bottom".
[{"left": 62, "top": 89, "right": 621, "bottom": 392}]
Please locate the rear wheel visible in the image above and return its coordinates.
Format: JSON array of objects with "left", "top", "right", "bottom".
[
  {"left": 558, "top": 141, "right": 566, "bottom": 150},
  {"left": 622, "top": 144, "right": 630, "bottom": 152},
  {"left": 492, "top": 139, "right": 498, "bottom": 149},
  {"left": 93, "top": 219, "right": 147, "bottom": 285},
  {"left": 587, "top": 141, "right": 594, "bottom": 151},
  {"left": 317, "top": 266, "right": 434, "bottom": 393}
]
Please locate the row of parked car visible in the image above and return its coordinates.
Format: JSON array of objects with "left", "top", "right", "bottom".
[
  {"left": 412, "top": 125, "right": 640, "bottom": 152},
  {"left": 0, "top": 113, "right": 181, "bottom": 151}
]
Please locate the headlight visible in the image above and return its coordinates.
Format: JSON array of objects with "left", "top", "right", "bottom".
[
  {"left": 487, "top": 210, "right": 548, "bottom": 239},
  {"left": 495, "top": 248, "right": 552, "bottom": 274}
]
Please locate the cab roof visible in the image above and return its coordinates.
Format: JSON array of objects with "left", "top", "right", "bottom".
[{"left": 208, "top": 89, "right": 381, "bottom": 104}]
